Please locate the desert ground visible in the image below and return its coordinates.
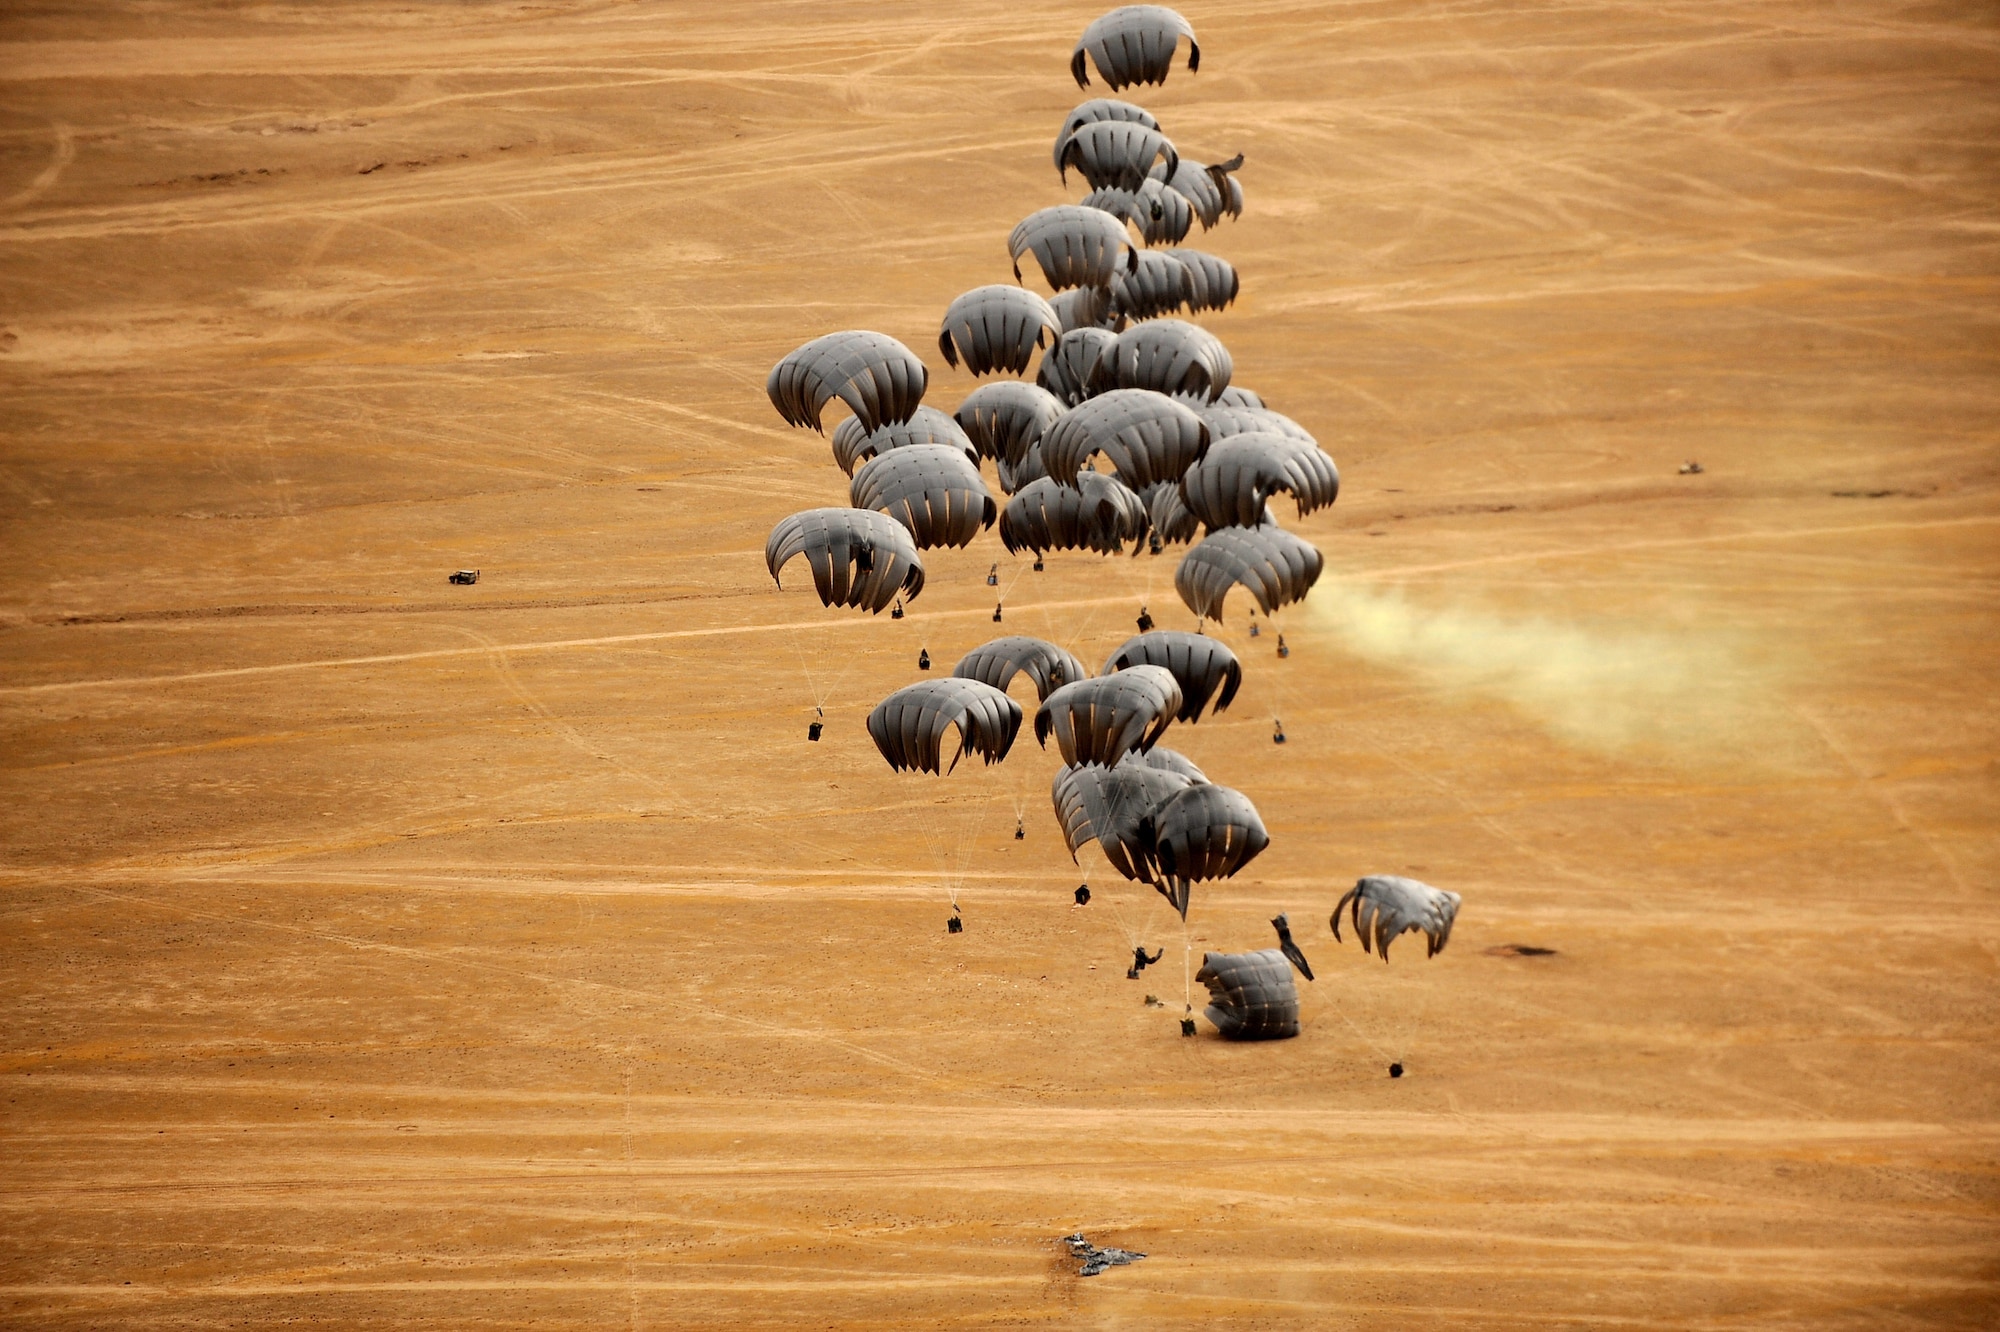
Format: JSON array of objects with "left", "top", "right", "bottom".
[{"left": 1, "top": 1, "right": 1997, "bottom": 1327}]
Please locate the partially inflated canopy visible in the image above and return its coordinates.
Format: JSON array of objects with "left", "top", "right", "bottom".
[{"left": 1196, "top": 950, "right": 1298, "bottom": 1040}]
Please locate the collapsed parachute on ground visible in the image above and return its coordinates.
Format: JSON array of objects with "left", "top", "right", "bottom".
[
  {"left": 831, "top": 406, "right": 978, "bottom": 475},
  {"left": 851, "top": 444, "right": 996, "bottom": 548},
  {"left": 1175, "top": 524, "right": 1323, "bottom": 620},
  {"left": 767, "top": 330, "right": 927, "bottom": 434},
  {"left": 1035, "top": 663, "right": 1181, "bottom": 767},
  {"left": 1153, "top": 154, "right": 1244, "bottom": 230},
  {"left": 1178, "top": 433, "right": 1340, "bottom": 529},
  {"left": 1101, "top": 630, "right": 1241, "bottom": 721},
  {"left": 953, "top": 636, "right": 1090, "bottom": 703},
  {"left": 1059, "top": 119, "right": 1178, "bottom": 192},
  {"left": 1042, "top": 389, "right": 1208, "bottom": 493},
  {"left": 1332, "top": 876, "right": 1462, "bottom": 962},
  {"left": 1038, "top": 326, "right": 1119, "bottom": 406},
  {"left": 1000, "top": 471, "right": 1149, "bottom": 556},
  {"left": 1084, "top": 178, "right": 1193, "bottom": 247},
  {"left": 1196, "top": 950, "right": 1299, "bottom": 1040},
  {"left": 1090, "top": 319, "right": 1233, "bottom": 402},
  {"left": 867, "top": 678, "right": 1023, "bottom": 775},
  {"left": 939, "top": 285, "right": 1063, "bottom": 377},
  {"left": 1073, "top": 5, "right": 1200, "bottom": 91},
  {"left": 954, "top": 380, "right": 1063, "bottom": 471},
  {"left": 1052, "top": 98, "right": 1160, "bottom": 172},
  {"left": 1049, "top": 286, "right": 1120, "bottom": 334},
  {"left": 1010, "top": 205, "right": 1137, "bottom": 292},
  {"left": 1112, "top": 250, "right": 1194, "bottom": 321},
  {"left": 1050, "top": 757, "right": 1195, "bottom": 884},
  {"left": 1150, "top": 781, "right": 1268, "bottom": 916},
  {"left": 765, "top": 507, "right": 926, "bottom": 614},
  {"left": 1166, "top": 249, "right": 1239, "bottom": 312}
]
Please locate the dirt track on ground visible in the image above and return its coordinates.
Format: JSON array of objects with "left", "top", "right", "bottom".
[{"left": 1, "top": 2, "right": 1997, "bottom": 1327}]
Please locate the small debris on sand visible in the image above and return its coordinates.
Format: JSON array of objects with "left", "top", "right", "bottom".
[
  {"left": 1484, "top": 943, "right": 1557, "bottom": 957},
  {"left": 1679, "top": 460, "right": 1704, "bottom": 474},
  {"left": 1143, "top": 994, "right": 1162, "bottom": 1008},
  {"left": 1063, "top": 1233, "right": 1146, "bottom": 1277}
]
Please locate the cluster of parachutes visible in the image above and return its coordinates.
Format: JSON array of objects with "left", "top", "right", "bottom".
[{"left": 754, "top": 7, "right": 1462, "bottom": 1039}]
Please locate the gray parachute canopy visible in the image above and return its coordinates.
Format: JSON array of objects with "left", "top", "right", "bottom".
[
  {"left": 1009, "top": 205, "right": 1137, "bottom": 292},
  {"left": 1048, "top": 286, "right": 1120, "bottom": 334},
  {"left": 1175, "top": 524, "right": 1324, "bottom": 620},
  {"left": 1196, "top": 950, "right": 1299, "bottom": 1040},
  {"left": 1037, "top": 326, "right": 1119, "bottom": 407},
  {"left": 1152, "top": 153, "right": 1244, "bottom": 230},
  {"left": 1000, "top": 470, "right": 1150, "bottom": 557},
  {"left": 765, "top": 507, "right": 926, "bottom": 614},
  {"left": 1089, "top": 319, "right": 1233, "bottom": 402},
  {"left": 1179, "top": 433, "right": 1341, "bottom": 530},
  {"left": 997, "top": 441, "right": 1050, "bottom": 495},
  {"left": 1112, "top": 249, "right": 1194, "bottom": 321},
  {"left": 1059, "top": 119, "right": 1178, "bottom": 193},
  {"left": 1050, "top": 757, "right": 1193, "bottom": 883},
  {"left": 1200, "top": 402, "right": 1313, "bottom": 445},
  {"left": 767, "top": 330, "right": 928, "bottom": 434},
  {"left": 1332, "top": 875, "right": 1463, "bottom": 962},
  {"left": 1213, "top": 385, "right": 1266, "bottom": 409},
  {"left": 1084, "top": 178, "right": 1193, "bottom": 248},
  {"left": 1166, "top": 250, "right": 1239, "bottom": 313},
  {"left": 866, "top": 678, "right": 1023, "bottom": 775},
  {"left": 1034, "top": 663, "right": 1181, "bottom": 767},
  {"left": 850, "top": 443, "right": 996, "bottom": 549},
  {"left": 954, "top": 380, "right": 1064, "bottom": 469},
  {"left": 1150, "top": 782, "right": 1269, "bottom": 917},
  {"left": 1073, "top": 5, "right": 1200, "bottom": 90},
  {"left": 1041, "top": 389, "right": 1209, "bottom": 492},
  {"left": 1133, "top": 745, "right": 1207, "bottom": 782},
  {"left": 831, "top": 405, "right": 978, "bottom": 476},
  {"left": 1051, "top": 98, "right": 1160, "bottom": 172},
  {"left": 1101, "top": 630, "right": 1241, "bottom": 721},
  {"left": 1141, "top": 479, "right": 1201, "bottom": 544},
  {"left": 939, "top": 285, "right": 1063, "bottom": 376},
  {"left": 953, "top": 635, "right": 1090, "bottom": 703}
]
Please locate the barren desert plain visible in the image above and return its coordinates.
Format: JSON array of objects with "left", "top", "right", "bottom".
[{"left": 1, "top": 0, "right": 1998, "bottom": 1327}]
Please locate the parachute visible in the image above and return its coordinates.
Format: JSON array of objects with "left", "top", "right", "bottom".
[
  {"left": 1037, "top": 326, "right": 1119, "bottom": 407},
  {"left": 1034, "top": 663, "right": 1181, "bottom": 767},
  {"left": 831, "top": 405, "right": 979, "bottom": 476},
  {"left": 1141, "top": 479, "right": 1201, "bottom": 544},
  {"left": 765, "top": 507, "right": 926, "bottom": 614},
  {"left": 999, "top": 471, "right": 1150, "bottom": 556},
  {"left": 1040, "top": 389, "right": 1209, "bottom": 492},
  {"left": 866, "top": 678, "right": 1023, "bottom": 774},
  {"left": 1178, "top": 433, "right": 1341, "bottom": 529},
  {"left": 1051, "top": 98, "right": 1161, "bottom": 172},
  {"left": 938, "top": 285, "right": 1063, "bottom": 376},
  {"left": 1272, "top": 913, "right": 1315, "bottom": 981},
  {"left": 1151, "top": 154, "right": 1244, "bottom": 230},
  {"left": 1212, "top": 385, "right": 1265, "bottom": 409},
  {"left": 1175, "top": 525, "right": 1324, "bottom": 620},
  {"left": 1332, "top": 876, "right": 1463, "bottom": 962},
  {"left": 1009, "top": 205, "right": 1137, "bottom": 292},
  {"left": 1132, "top": 745, "right": 1206, "bottom": 783},
  {"left": 1166, "top": 249, "right": 1238, "bottom": 313},
  {"left": 1100, "top": 629, "right": 1242, "bottom": 721},
  {"left": 1149, "top": 781, "right": 1269, "bottom": 916},
  {"left": 954, "top": 380, "right": 1063, "bottom": 472},
  {"left": 996, "top": 441, "right": 1051, "bottom": 495},
  {"left": 1199, "top": 401, "right": 1313, "bottom": 444},
  {"left": 952, "top": 635, "right": 1090, "bottom": 703},
  {"left": 1089, "top": 319, "right": 1233, "bottom": 402},
  {"left": 1111, "top": 250, "right": 1194, "bottom": 321},
  {"left": 850, "top": 443, "right": 997, "bottom": 548},
  {"left": 1072, "top": 5, "right": 1201, "bottom": 91},
  {"left": 1049, "top": 758, "right": 1195, "bottom": 883},
  {"left": 1195, "top": 950, "right": 1298, "bottom": 1039},
  {"left": 1048, "top": 285, "right": 1120, "bottom": 334},
  {"left": 1058, "top": 119, "right": 1178, "bottom": 192},
  {"left": 1083, "top": 178, "right": 1193, "bottom": 248},
  {"left": 767, "top": 330, "right": 928, "bottom": 434}
]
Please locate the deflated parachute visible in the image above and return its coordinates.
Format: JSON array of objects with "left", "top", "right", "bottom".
[
  {"left": 831, "top": 406, "right": 978, "bottom": 476},
  {"left": 939, "top": 285, "right": 1063, "bottom": 376},
  {"left": 1175, "top": 525, "right": 1323, "bottom": 620},
  {"left": 765, "top": 507, "right": 926, "bottom": 614},
  {"left": 1150, "top": 781, "right": 1269, "bottom": 916},
  {"left": 1101, "top": 630, "right": 1241, "bottom": 721},
  {"left": 1072, "top": 5, "right": 1200, "bottom": 91},
  {"left": 767, "top": 330, "right": 928, "bottom": 434},
  {"left": 1034, "top": 663, "right": 1181, "bottom": 767},
  {"left": 1196, "top": 950, "right": 1298, "bottom": 1040},
  {"left": 1332, "top": 875, "right": 1462, "bottom": 962},
  {"left": 850, "top": 444, "right": 996, "bottom": 548},
  {"left": 867, "top": 678, "right": 1023, "bottom": 775},
  {"left": 1090, "top": 319, "right": 1233, "bottom": 402},
  {"left": 1041, "top": 389, "right": 1209, "bottom": 492},
  {"left": 1010, "top": 205, "right": 1137, "bottom": 292},
  {"left": 999, "top": 471, "right": 1150, "bottom": 556},
  {"left": 953, "top": 635, "right": 1090, "bottom": 703}
]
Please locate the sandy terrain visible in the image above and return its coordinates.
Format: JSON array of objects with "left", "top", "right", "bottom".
[{"left": 1, "top": 1, "right": 1997, "bottom": 1326}]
